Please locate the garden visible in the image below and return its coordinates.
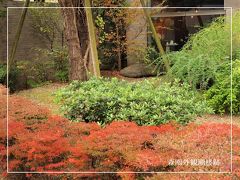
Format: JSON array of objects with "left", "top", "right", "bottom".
[{"left": 0, "top": 0, "right": 240, "bottom": 179}]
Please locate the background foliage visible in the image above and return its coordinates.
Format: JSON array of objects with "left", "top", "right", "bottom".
[
  {"left": 93, "top": 0, "right": 128, "bottom": 70},
  {"left": 0, "top": 0, "right": 6, "bottom": 18},
  {"left": 34, "top": 47, "right": 69, "bottom": 83},
  {"left": 30, "top": 3, "right": 63, "bottom": 50}
]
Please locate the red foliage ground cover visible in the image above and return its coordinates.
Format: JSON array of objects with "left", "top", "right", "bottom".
[{"left": 0, "top": 85, "right": 239, "bottom": 179}]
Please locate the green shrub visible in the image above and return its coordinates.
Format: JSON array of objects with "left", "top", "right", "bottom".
[
  {"left": 153, "top": 12, "right": 240, "bottom": 90},
  {"left": 168, "top": 49, "right": 224, "bottom": 89},
  {"left": 205, "top": 60, "right": 240, "bottom": 114},
  {"left": 55, "top": 77, "right": 212, "bottom": 125},
  {"left": 144, "top": 46, "right": 165, "bottom": 75},
  {"left": 35, "top": 47, "right": 69, "bottom": 82},
  {"left": 16, "top": 60, "right": 51, "bottom": 89},
  {"left": 0, "top": 63, "right": 19, "bottom": 92},
  {"left": 169, "top": 16, "right": 230, "bottom": 89},
  {"left": 54, "top": 70, "right": 68, "bottom": 82},
  {"left": 0, "top": 63, "right": 6, "bottom": 83},
  {"left": 46, "top": 47, "right": 69, "bottom": 82}
]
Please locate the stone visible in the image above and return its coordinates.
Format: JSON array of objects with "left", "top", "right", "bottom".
[{"left": 120, "top": 63, "right": 157, "bottom": 78}]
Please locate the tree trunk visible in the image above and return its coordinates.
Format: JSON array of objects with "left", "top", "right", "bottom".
[
  {"left": 59, "top": 0, "right": 101, "bottom": 80},
  {"left": 58, "top": 0, "right": 87, "bottom": 81}
]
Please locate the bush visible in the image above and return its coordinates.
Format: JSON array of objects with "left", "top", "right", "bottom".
[
  {"left": 165, "top": 12, "right": 240, "bottom": 90},
  {"left": 50, "top": 48, "right": 69, "bottom": 82},
  {"left": 2, "top": 118, "right": 239, "bottom": 179},
  {"left": 169, "top": 17, "right": 228, "bottom": 89},
  {"left": 0, "top": 64, "right": 6, "bottom": 83},
  {"left": 16, "top": 60, "right": 51, "bottom": 89},
  {"left": 144, "top": 46, "right": 165, "bottom": 75},
  {"left": 14, "top": 47, "right": 68, "bottom": 90},
  {"left": 1, "top": 46, "right": 68, "bottom": 92},
  {"left": 205, "top": 60, "right": 240, "bottom": 114},
  {"left": 0, "top": 63, "right": 19, "bottom": 92},
  {"left": 35, "top": 47, "right": 69, "bottom": 82},
  {"left": 55, "top": 77, "right": 211, "bottom": 125}
]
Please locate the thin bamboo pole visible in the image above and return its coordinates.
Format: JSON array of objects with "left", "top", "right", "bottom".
[
  {"left": 140, "top": 0, "right": 170, "bottom": 72},
  {"left": 9, "top": 0, "right": 30, "bottom": 70},
  {"left": 84, "top": 0, "right": 101, "bottom": 77}
]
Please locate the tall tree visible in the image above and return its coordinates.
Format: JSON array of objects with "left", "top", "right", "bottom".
[{"left": 58, "top": 0, "right": 100, "bottom": 81}]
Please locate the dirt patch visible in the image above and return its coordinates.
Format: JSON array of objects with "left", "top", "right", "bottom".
[
  {"left": 196, "top": 114, "right": 240, "bottom": 126},
  {"left": 16, "top": 83, "right": 67, "bottom": 115}
]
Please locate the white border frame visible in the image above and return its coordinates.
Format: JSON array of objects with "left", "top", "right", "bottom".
[{"left": 6, "top": 6, "right": 233, "bottom": 174}]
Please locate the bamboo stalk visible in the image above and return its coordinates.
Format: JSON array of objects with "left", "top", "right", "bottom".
[
  {"left": 84, "top": 0, "right": 101, "bottom": 77},
  {"left": 140, "top": 0, "right": 170, "bottom": 72},
  {"left": 9, "top": 0, "right": 30, "bottom": 70}
]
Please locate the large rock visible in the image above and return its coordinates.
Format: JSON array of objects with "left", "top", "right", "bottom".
[{"left": 120, "top": 63, "right": 157, "bottom": 78}]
